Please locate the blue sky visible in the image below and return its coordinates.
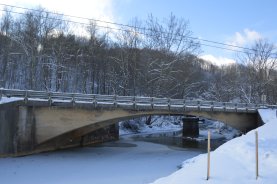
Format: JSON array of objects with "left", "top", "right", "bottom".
[
  {"left": 1, "top": 0, "right": 277, "bottom": 65},
  {"left": 113, "top": 0, "right": 277, "bottom": 63}
]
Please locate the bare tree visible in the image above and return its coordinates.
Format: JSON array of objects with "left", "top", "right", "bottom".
[
  {"left": 143, "top": 13, "right": 201, "bottom": 97},
  {"left": 112, "top": 18, "right": 143, "bottom": 96},
  {"left": 0, "top": 8, "right": 13, "bottom": 88},
  {"left": 239, "top": 39, "right": 277, "bottom": 103}
]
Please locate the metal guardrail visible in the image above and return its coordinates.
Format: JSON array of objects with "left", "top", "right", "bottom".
[{"left": 0, "top": 88, "right": 276, "bottom": 112}]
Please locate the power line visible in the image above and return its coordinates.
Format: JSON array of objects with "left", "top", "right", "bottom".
[
  {"left": 0, "top": 9, "right": 125, "bottom": 31},
  {"left": 0, "top": 3, "right": 138, "bottom": 31},
  {"left": 0, "top": 9, "right": 252, "bottom": 55},
  {"left": 0, "top": 6, "right": 253, "bottom": 55},
  {"left": 0, "top": 3, "right": 255, "bottom": 53},
  {"left": 200, "top": 43, "right": 249, "bottom": 54},
  {"left": 0, "top": 3, "right": 256, "bottom": 52},
  {"left": 0, "top": 9, "right": 184, "bottom": 44}
]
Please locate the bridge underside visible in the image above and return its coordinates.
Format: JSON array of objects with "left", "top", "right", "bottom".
[{"left": 0, "top": 102, "right": 261, "bottom": 157}]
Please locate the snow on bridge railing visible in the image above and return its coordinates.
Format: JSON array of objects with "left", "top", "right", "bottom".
[{"left": 1, "top": 88, "right": 276, "bottom": 111}]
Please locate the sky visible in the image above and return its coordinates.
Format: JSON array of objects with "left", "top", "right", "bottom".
[{"left": 0, "top": 0, "right": 277, "bottom": 65}]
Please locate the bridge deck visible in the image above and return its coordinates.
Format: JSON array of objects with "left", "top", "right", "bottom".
[{"left": 1, "top": 89, "right": 276, "bottom": 113}]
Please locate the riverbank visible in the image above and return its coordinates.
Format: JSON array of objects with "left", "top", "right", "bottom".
[
  {"left": 151, "top": 109, "right": 277, "bottom": 184},
  {"left": 119, "top": 116, "right": 240, "bottom": 141}
]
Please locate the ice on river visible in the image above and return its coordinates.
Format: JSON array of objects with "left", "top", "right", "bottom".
[{"left": 0, "top": 137, "right": 202, "bottom": 184}]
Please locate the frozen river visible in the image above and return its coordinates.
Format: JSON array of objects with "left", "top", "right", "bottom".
[{"left": 0, "top": 135, "right": 207, "bottom": 184}]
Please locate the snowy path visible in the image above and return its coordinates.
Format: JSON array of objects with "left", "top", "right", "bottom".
[
  {"left": 0, "top": 137, "right": 202, "bottom": 184},
  {"left": 151, "top": 109, "right": 277, "bottom": 184}
]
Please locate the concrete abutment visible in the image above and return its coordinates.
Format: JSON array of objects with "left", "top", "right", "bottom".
[
  {"left": 0, "top": 104, "right": 120, "bottom": 157},
  {"left": 0, "top": 104, "right": 36, "bottom": 156}
]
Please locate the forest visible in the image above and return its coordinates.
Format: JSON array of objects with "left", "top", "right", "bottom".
[{"left": 0, "top": 7, "right": 276, "bottom": 104}]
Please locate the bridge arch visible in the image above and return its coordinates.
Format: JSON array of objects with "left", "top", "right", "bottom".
[{"left": 33, "top": 106, "right": 259, "bottom": 150}]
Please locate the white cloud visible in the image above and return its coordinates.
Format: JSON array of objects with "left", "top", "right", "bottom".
[
  {"left": 0, "top": 0, "right": 119, "bottom": 36},
  {"left": 227, "top": 28, "right": 262, "bottom": 47},
  {"left": 200, "top": 54, "right": 236, "bottom": 66},
  {"left": 1, "top": 0, "right": 115, "bottom": 24}
]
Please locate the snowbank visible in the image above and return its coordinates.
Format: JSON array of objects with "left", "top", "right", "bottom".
[
  {"left": 119, "top": 116, "right": 182, "bottom": 135},
  {"left": 119, "top": 116, "right": 240, "bottom": 140},
  {"left": 151, "top": 109, "right": 277, "bottom": 184},
  {"left": 0, "top": 97, "right": 22, "bottom": 104}
]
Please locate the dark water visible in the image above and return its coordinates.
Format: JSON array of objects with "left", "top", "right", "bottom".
[{"left": 128, "top": 131, "right": 227, "bottom": 151}]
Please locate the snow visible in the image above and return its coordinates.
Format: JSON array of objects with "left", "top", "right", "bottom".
[
  {"left": 0, "top": 137, "right": 202, "bottom": 184},
  {"left": 0, "top": 97, "right": 22, "bottom": 104},
  {"left": 1, "top": 96, "right": 275, "bottom": 183},
  {"left": 119, "top": 116, "right": 182, "bottom": 135},
  {"left": 151, "top": 109, "right": 277, "bottom": 184},
  {"left": 199, "top": 120, "right": 240, "bottom": 140},
  {"left": 120, "top": 116, "right": 240, "bottom": 141}
]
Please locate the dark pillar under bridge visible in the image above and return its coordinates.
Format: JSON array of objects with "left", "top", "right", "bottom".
[
  {"left": 0, "top": 104, "right": 36, "bottom": 157},
  {"left": 182, "top": 117, "right": 199, "bottom": 138}
]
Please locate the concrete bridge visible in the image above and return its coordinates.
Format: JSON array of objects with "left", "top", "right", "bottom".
[{"left": 0, "top": 89, "right": 275, "bottom": 157}]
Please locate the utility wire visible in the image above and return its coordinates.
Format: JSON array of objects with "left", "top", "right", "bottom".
[
  {"left": 0, "top": 3, "right": 256, "bottom": 52},
  {"left": 0, "top": 3, "right": 252, "bottom": 54},
  {"left": 200, "top": 43, "right": 249, "bottom": 54}
]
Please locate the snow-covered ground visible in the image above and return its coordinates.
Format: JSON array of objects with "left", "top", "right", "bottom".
[
  {"left": 0, "top": 97, "right": 22, "bottom": 104},
  {"left": 198, "top": 119, "right": 241, "bottom": 140},
  {"left": 119, "top": 116, "right": 240, "bottom": 140},
  {"left": 151, "top": 109, "right": 277, "bottom": 184},
  {"left": 0, "top": 137, "right": 202, "bottom": 184},
  {"left": 119, "top": 116, "right": 182, "bottom": 135}
]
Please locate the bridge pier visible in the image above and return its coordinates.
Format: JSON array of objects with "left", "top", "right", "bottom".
[{"left": 182, "top": 117, "right": 199, "bottom": 138}]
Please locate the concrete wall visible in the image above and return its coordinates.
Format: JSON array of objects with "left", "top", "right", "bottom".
[
  {"left": 0, "top": 103, "right": 19, "bottom": 155},
  {"left": 0, "top": 103, "right": 120, "bottom": 157},
  {"left": 16, "top": 106, "right": 36, "bottom": 152},
  {"left": 36, "top": 123, "right": 119, "bottom": 152},
  {"left": 0, "top": 103, "right": 35, "bottom": 156},
  {"left": 81, "top": 124, "right": 119, "bottom": 146}
]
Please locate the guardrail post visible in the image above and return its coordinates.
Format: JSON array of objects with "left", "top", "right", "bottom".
[
  {"left": 72, "top": 94, "right": 75, "bottom": 106},
  {"left": 211, "top": 101, "right": 214, "bottom": 111},
  {"left": 168, "top": 98, "right": 171, "bottom": 111},
  {"left": 197, "top": 100, "right": 201, "bottom": 111},
  {"left": 48, "top": 92, "right": 52, "bottom": 106},
  {"left": 0, "top": 88, "right": 2, "bottom": 100},
  {"left": 235, "top": 103, "right": 238, "bottom": 112},
  {"left": 133, "top": 96, "right": 136, "bottom": 109},
  {"left": 24, "top": 91, "right": 28, "bottom": 104},
  {"left": 94, "top": 95, "right": 97, "bottom": 108},
  {"left": 114, "top": 95, "right": 117, "bottom": 107},
  {"left": 151, "top": 97, "right": 154, "bottom": 109}
]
